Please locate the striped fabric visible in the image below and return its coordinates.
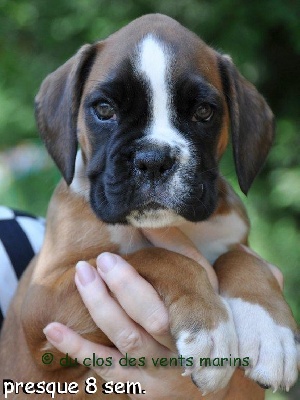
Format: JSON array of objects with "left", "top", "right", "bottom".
[{"left": 0, "top": 206, "right": 45, "bottom": 328}]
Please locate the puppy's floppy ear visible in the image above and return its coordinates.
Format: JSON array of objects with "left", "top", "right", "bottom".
[
  {"left": 35, "top": 44, "right": 96, "bottom": 184},
  {"left": 218, "top": 55, "right": 275, "bottom": 194}
]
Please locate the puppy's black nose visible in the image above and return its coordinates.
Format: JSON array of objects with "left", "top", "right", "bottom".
[{"left": 134, "top": 146, "right": 176, "bottom": 179}]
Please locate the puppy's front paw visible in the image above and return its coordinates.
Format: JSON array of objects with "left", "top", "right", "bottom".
[
  {"left": 175, "top": 298, "right": 238, "bottom": 395},
  {"left": 228, "top": 298, "right": 299, "bottom": 392}
]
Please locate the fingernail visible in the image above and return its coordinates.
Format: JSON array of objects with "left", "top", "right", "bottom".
[
  {"left": 76, "top": 261, "right": 96, "bottom": 286},
  {"left": 97, "top": 252, "right": 118, "bottom": 272},
  {"left": 44, "top": 324, "right": 63, "bottom": 344}
]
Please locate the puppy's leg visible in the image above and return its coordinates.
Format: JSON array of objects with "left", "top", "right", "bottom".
[
  {"left": 125, "top": 248, "right": 238, "bottom": 395},
  {"left": 214, "top": 249, "right": 299, "bottom": 392},
  {"left": 21, "top": 258, "right": 109, "bottom": 373},
  {"left": 22, "top": 248, "right": 238, "bottom": 396}
]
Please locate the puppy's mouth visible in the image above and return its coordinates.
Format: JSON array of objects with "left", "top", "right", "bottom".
[
  {"left": 126, "top": 201, "right": 184, "bottom": 228},
  {"left": 134, "top": 200, "right": 166, "bottom": 211}
]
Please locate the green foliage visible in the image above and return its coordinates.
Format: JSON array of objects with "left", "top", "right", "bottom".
[{"left": 0, "top": 2, "right": 299, "bottom": 397}]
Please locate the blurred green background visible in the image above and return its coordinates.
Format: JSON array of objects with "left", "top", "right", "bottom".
[{"left": 0, "top": 1, "right": 299, "bottom": 398}]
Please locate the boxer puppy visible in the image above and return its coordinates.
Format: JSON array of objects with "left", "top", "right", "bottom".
[{"left": 0, "top": 14, "right": 299, "bottom": 399}]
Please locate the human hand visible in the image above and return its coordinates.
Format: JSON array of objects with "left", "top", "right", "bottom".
[
  {"left": 43, "top": 254, "right": 204, "bottom": 398},
  {"left": 43, "top": 229, "right": 284, "bottom": 399},
  {"left": 43, "top": 228, "right": 227, "bottom": 399}
]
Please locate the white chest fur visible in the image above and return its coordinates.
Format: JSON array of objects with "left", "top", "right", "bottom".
[{"left": 108, "top": 211, "right": 248, "bottom": 264}]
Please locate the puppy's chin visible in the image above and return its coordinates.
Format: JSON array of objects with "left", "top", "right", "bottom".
[{"left": 126, "top": 208, "right": 185, "bottom": 228}]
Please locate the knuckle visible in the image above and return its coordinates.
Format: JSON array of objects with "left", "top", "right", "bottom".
[
  {"left": 70, "top": 337, "right": 85, "bottom": 359},
  {"left": 115, "top": 329, "right": 143, "bottom": 353},
  {"left": 106, "top": 270, "right": 133, "bottom": 293},
  {"left": 94, "top": 363, "right": 111, "bottom": 379},
  {"left": 109, "top": 277, "right": 129, "bottom": 293},
  {"left": 86, "top": 298, "right": 103, "bottom": 318},
  {"left": 144, "top": 306, "right": 169, "bottom": 336}
]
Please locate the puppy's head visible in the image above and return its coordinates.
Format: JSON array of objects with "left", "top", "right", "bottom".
[{"left": 35, "top": 14, "right": 274, "bottom": 228}]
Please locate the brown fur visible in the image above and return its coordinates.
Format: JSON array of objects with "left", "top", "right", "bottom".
[
  {"left": 0, "top": 227, "right": 264, "bottom": 399},
  {"left": 214, "top": 250, "right": 297, "bottom": 330},
  {"left": 0, "top": 14, "right": 292, "bottom": 400},
  {"left": 0, "top": 179, "right": 270, "bottom": 400}
]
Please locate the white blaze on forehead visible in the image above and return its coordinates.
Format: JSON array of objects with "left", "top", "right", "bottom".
[
  {"left": 137, "top": 35, "right": 190, "bottom": 161},
  {"left": 139, "top": 36, "right": 170, "bottom": 132}
]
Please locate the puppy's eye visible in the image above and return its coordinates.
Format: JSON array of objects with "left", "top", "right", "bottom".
[
  {"left": 94, "top": 103, "right": 116, "bottom": 121},
  {"left": 192, "top": 103, "right": 214, "bottom": 122}
]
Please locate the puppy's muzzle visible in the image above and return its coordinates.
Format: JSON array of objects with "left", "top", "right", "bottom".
[{"left": 134, "top": 144, "right": 177, "bottom": 182}]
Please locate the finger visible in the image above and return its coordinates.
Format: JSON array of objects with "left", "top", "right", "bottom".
[
  {"left": 96, "top": 253, "right": 171, "bottom": 344},
  {"left": 43, "top": 323, "right": 201, "bottom": 397},
  {"left": 43, "top": 322, "right": 141, "bottom": 382},
  {"left": 267, "top": 264, "right": 284, "bottom": 290},
  {"left": 75, "top": 261, "right": 172, "bottom": 358},
  {"left": 142, "top": 227, "right": 218, "bottom": 291},
  {"left": 237, "top": 244, "right": 265, "bottom": 259},
  {"left": 238, "top": 244, "right": 284, "bottom": 290}
]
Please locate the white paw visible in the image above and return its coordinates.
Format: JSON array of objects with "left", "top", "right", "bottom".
[
  {"left": 228, "top": 298, "right": 298, "bottom": 391},
  {"left": 176, "top": 299, "right": 238, "bottom": 395}
]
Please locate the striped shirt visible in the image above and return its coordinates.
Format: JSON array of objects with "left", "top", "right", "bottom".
[{"left": 0, "top": 206, "right": 45, "bottom": 328}]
